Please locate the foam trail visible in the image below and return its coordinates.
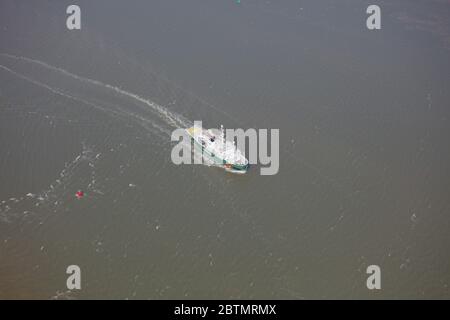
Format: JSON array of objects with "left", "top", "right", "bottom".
[
  {"left": 0, "top": 64, "right": 171, "bottom": 138},
  {"left": 0, "top": 64, "right": 118, "bottom": 115},
  {"left": 0, "top": 143, "right": 98, "bottom": 225},
  {"left": 0, "top": 53, "right": 191, "bottom": 129}
]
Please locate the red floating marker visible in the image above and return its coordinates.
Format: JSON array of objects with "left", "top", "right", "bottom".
[{"left": 75, "top": 190, "right": 84, "bottom": 199}]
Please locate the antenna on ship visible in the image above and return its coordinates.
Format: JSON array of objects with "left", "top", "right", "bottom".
[{"left": 221, "top": 124, "right": 226, "bottom": 165}]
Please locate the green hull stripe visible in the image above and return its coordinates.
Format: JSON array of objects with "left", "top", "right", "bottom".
[{"left": 192, "top": 139, "right": 248, "bottom": 170}]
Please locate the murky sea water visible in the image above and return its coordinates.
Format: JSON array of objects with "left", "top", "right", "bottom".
[{"left": 1, "top": 0, "right": 449, "bottom": 299}]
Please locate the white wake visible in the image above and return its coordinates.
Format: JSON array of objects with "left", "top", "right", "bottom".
[{"left": 0, "top": 53, "right": 192, "bottom": 130}]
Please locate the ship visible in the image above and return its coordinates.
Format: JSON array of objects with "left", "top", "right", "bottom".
[{"left": 186, "top": 125, "right": 249, "bottom": 173}]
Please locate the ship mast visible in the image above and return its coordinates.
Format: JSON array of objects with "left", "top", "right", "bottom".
[{"left": 221, "top": 125, "right": 225, "bottom": 165}]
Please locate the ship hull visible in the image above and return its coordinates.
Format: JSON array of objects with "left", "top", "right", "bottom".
[{"left": 186, "top": 127, "right": 249, "bottom": 173}]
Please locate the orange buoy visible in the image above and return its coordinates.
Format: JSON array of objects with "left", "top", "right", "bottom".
[{"left": 75, "top": 190, "right": 84, "bottom": 199}]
